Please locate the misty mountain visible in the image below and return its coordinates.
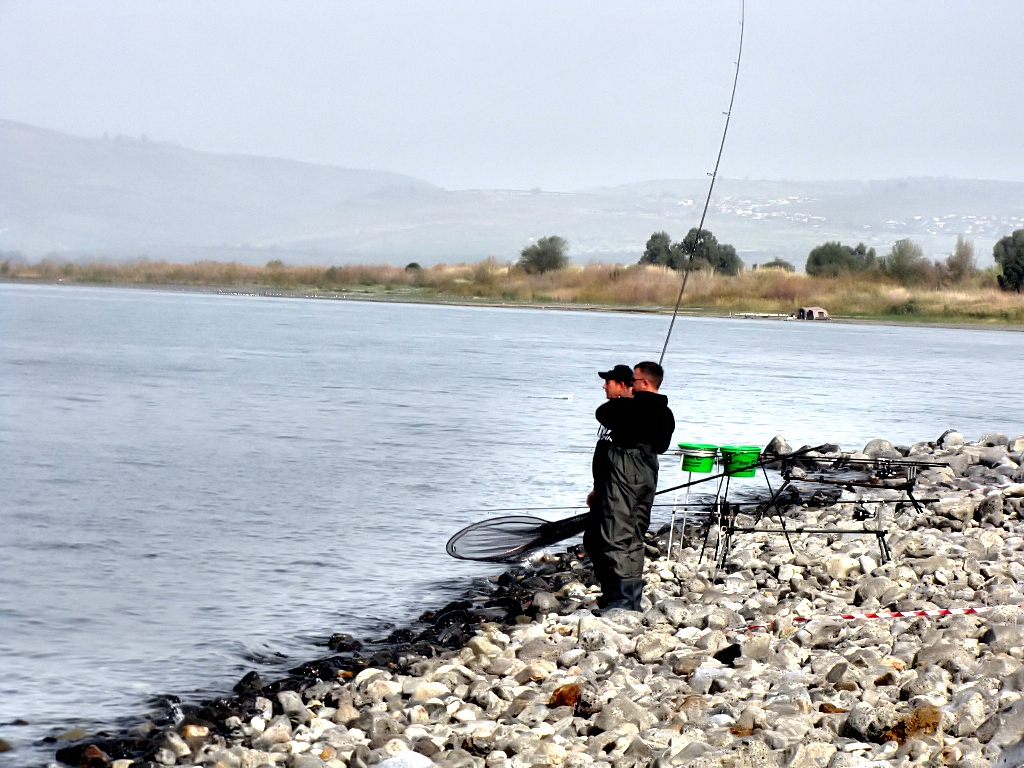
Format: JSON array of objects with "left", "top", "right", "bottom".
[{"left": 2, "top": 119, "right": 1023, "bottom": 267}]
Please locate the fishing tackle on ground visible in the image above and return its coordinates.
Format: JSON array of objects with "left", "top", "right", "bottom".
[{"left": 444, "top": 443, "right": 826, "bottom": 563}]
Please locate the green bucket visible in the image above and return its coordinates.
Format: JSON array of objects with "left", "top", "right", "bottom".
[
  {"left": 720, "top": 445, "right": 761, "bottom": 477},
  {"left": 678, "top": 443, "right": 718, "bottom": 473}
]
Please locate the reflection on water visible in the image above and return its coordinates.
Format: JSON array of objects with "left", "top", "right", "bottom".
[{"left": 1, "top": 283, "right": 1021, "bottom": 764}]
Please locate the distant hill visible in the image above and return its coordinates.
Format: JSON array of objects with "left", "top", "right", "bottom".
[
  {"left": 0, "top": 119, "right": 437, "bottom": 261},
  {"left": 2, "top": 119, "right": 1023, "bottom": 267}
]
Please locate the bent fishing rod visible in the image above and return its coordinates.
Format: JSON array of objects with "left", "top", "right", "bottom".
[{"left": 658, "top": 0, "right": 745, "bottom": 366}]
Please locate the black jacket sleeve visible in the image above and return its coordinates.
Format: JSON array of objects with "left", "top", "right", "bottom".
[
  {"left": 595, "top": 398, "right": 632, "bottom": 433},
  {"left": 653, "top": 408, "right": 675, "bottom": 454}
]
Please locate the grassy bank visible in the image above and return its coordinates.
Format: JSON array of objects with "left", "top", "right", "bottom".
[{"left": 3, "top": 258, "right": 1023, "bottom": 324}]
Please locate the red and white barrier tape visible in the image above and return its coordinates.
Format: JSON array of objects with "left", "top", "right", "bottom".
[{"left": 728, "top": 603, "right": 1024, "bottom": 634}]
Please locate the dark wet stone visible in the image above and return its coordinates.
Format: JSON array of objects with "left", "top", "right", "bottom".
[
  {"left": 233, "top": 671, "right": 263, "bottom": 694},
  {"left": 713, "top": 643, "right": 742, "bottom": 667},
  {"left": 328, "top": 633, "right": 363, "bottom": 652},
  {"left": 56, "top": 743, "right": 111, "bottom": 768}
]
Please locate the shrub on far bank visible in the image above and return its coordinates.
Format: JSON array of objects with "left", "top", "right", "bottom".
[
  {"left": 639, "top": 228, "right": 743, "bottom": 275},
  {"left": 805, "top": 241, "right": 876, "bottom": 277},
  {"left": 880, "top": 239, "right": 930, "bottom": 286},
  {"left": 943, "top": 235, "right": 976, "bottom": 284},
  {"left": 994, "top": 229, "right": 1024, "bottom": 293},
  {"left": 518, "top": 236, "right": 569, "bottom": 274},
  {"left": 756, "top": 258, "right": 795, "bottom": 272}
]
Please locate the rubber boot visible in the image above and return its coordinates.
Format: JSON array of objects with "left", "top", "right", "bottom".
[
  {"left": 620, "top": 578, "right": 645, "bottom": 612},
  {"left": 598, "top": 579, "right": 643, "bottom": 613}
]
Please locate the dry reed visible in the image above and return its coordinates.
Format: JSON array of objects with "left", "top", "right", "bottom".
[{"left": 3, "top": 258, "right": 1022, "bottom": 324}]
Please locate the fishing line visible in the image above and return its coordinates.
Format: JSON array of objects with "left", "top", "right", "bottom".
[{"left": 658, "top": 0, "right": 745, "bottom": 366}]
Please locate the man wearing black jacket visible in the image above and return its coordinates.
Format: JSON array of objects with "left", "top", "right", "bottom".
[{"left": 585, "top": 362, "right": 675, "bottom": 612}]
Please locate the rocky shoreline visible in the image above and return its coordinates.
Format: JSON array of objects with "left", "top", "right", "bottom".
[{"left": 51, "top": 431, "right": 1024, "bottom": 768}]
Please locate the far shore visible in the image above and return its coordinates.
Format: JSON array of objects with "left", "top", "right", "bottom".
[{"left": 5, "top": 275, "right": 1024, "bottom": 333}]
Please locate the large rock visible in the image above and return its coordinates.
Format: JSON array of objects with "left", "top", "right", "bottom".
[
  {"left": 898, "top": 665, "right": 950, "bottom": 699},
  {"left": 252, "top": 715, "right": 291, "bottom": 750},
  {"left": 659, "top": 598, "right": 689, "bottom": 627},
  {"left": 983, "top": 625, "right": 1024, "bottom": 654},
  {"left": 914, "top": 640, "right": 958, "bottom": 667},
  {"left": 785, "top": 742, "right": 837, "bottom": 768},
  {"left": 880, "top": 706, "right": 942, "bottom": 745},
  {"left": 517, "top": 637, "right": 573, "bottom": 661},
  {"left": 939, "top": 430, "right": 965, "bottom": 448},
  {"left": 981, "top": 446, "right": 1011, "bottom": 467},
  {"left": 577, "top": 615, "right": 635, "bottom": 655},
  {"left": 365, "top": 678, "right": 403, "bottom": 701},
  {"left": 864, "top": 439, "right": 902, "bottom": 460},
  {"left": 948, "top": 689, "right": 989, "bottom": 737},
  {"left": 945, "top": 453, "right": 972, "bottom": 476},
  {"left": 593, "top": 694, "right": 657, "bottom": 732},
  {"left": 742, "top": 634, "right": 772, "bottom": 662},
  {"left": 916, "top": 554, "right": 953, "bottom": 576},
  {"left": 855, "top": 576, "right": 895, "bottom": 606},
  {"left": 634, "top": 632, "right": 680, "bottom": 663},
  {"left": 825, "top": 555, "right": 860, "bottom": 579},
  {"left": 466, "top": 636, "right": 501, "bottom": 658},
  {"left": 843, "top": 702, "right": 877, "bottom": 740},
  {"left": 377, "top": 752, "right": 435, "bottom": 768},
  {"left": 765, "top": 435, "right": 792, "bottom": 456},
  {"left": 981, "top": 434, "right": 1010, "bottom": 447},
  {"left": 531, "top": 591, "right": 561, "bottom": 614},
  {"left": 277, "top": 690, "right": 311, "bottom": 724},
  {"left": 409, "top": 682, "right": 450, "bottom": 702},
  {"left": 933, "top": 498, "right": 977, "bottom": 522},
  {"left": 980, "top": 700, "right": 1024, "bottom": 747},
  {"left": 161, "top": 732, "right": 191, "bottom": 758}
]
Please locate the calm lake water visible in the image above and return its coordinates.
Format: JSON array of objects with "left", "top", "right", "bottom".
[{"left": 1, "top": 282, "right": 1022, "bottom": 765}]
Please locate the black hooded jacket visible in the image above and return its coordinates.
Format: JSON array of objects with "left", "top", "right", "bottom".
[{"left": 594, "top": 391, "right": 675, "bottom": 454}]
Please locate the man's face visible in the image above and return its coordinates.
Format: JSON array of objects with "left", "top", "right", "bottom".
[
  {"left": 632, "top": 369, "right": 657, "bottom": 392},
  {"left": 603, "top": 378, "right": 631, "bottom": 399}
]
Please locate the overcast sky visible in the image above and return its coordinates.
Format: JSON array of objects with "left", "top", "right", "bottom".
[{"left": 2, "top": 1, "right": 1023, "bottom": 190}]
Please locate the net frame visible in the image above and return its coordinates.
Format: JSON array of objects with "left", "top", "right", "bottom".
[{"left": 446, "top": 512, "right": 589, "bottom": 563}]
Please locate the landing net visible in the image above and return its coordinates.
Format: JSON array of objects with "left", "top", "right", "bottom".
[{"left": 446, "top": 513, "right": 589, "bottom": 563}]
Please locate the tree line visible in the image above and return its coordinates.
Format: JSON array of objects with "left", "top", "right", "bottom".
[
  {"left": 803, "top": 231, "right": 1023, "bottom": 291},
  {"left": 632, "top": 227, "right": 1023, "bottom": 292}
]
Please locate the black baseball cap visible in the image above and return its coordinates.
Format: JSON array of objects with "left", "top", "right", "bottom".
[{"left": 598, "top": 364, "right": 634, "bottom": 384}]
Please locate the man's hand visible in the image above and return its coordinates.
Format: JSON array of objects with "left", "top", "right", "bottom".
[{"left": 586, "top": 490, "right": 595, "bottom": 507}]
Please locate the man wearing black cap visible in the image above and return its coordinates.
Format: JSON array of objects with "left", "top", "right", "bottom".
[{"left": 585, "top": 362, "right": 675, "bottom": 611}]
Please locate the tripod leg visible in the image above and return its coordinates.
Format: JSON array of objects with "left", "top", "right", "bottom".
[
  {"left": 679, "top": 476, "right": 691, "bottom": 564},
  {"left": 777, "top": 505, "right": 796, "bottom": 556},
  {"left": 757, "top": 476, "right": 796, "bottom": 555},
  {"left": 906, "top": 488, "right": 925, "bottom": 516},
  {"left": 717, "top": 502, "right": 735, "bottom": 573},
  {"left": 667, "top": 506, "right": 676, "bottom": 558},
  {"left": 698, "top": 512, "right": 713, "bottom": 563},
  {"left": 877, "top": 531, "right": 891, "bottom": 564}
]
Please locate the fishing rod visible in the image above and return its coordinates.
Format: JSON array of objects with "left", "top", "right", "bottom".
[
  {"left": 658, "top": 0, "right": 745, "bottom": 366},
  {"left": 655, "top": 443, "right": 828, "bottom": 496},
  {"left": 451, "top": 501, "right": 724, "bottom": 516}
]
